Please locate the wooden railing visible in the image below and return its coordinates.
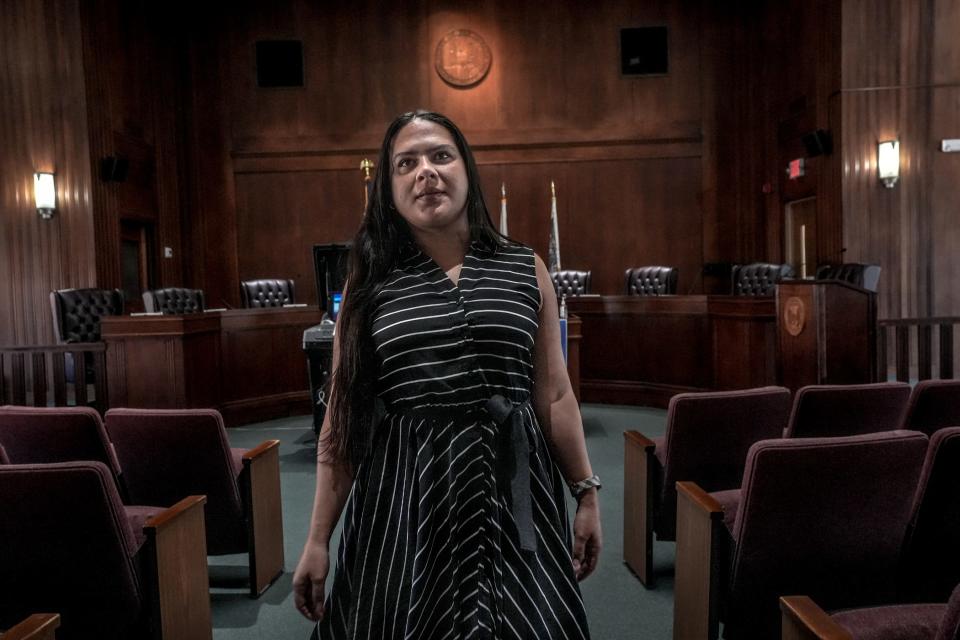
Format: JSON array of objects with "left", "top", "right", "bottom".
[
  {"left": 0, "top": 343, "right": 108, "bottom": 413},
  {"left": 878, "top": 317, "right": 959, "bottom": 382}
]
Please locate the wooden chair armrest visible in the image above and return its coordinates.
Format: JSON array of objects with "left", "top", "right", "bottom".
[
  {"left": 241, "top": 439, "right": 284, "bottom": 597},
  {"left": 624, "top": 430, "right": 657, "bottom": 450},
  {"left": 241, "top": 439, "right": 279, "bottom": 462},
  {"left": 144, "top": 495, "right": 212, "bottom": 640},
  {"left": 677, "top": 480, "right": 723, "bottom": 514},
  {"left": 623, "top": 430, "right": 659, "bottom": 586},
  {"left": 3, "top": 614, "right": 60, "bottom": 640},
  {"left": 780, "top": 596, "right": 853, "bottom": 640},
  {"left": 674, "top": 481, "right": 724, "bottom": 640}
]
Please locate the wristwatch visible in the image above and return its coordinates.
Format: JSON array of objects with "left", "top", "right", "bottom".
[{"left": 568, "top": 474, "right": 601, "bottom": 500}]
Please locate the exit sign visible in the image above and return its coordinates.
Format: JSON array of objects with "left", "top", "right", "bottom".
[{"left": 787, "top": 158, "right": 806, "bottom": 179}]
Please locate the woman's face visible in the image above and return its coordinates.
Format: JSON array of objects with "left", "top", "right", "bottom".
[{"left": 389, "top": 118, "right": 469, "bottom": 238}]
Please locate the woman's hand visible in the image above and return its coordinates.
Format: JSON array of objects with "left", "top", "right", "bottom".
[
  {"left": 293, "top": 540, "right": 331, "bottom": 621},
  {"left": 571, "top": 489, "right": 602, "bottom": 581}
]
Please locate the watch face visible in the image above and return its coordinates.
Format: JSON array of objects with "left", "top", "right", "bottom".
[{"left": 434, "top": 29, "right": 492, "bottom": 88}]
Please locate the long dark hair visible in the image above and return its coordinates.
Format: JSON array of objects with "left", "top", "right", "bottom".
[{"left": 323, "top": 110, "right": 506, "bottom": 467}]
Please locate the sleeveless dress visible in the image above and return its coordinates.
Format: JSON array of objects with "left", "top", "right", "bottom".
[{"left": 316, "top": 241, "right": 590, "bottom": 640}]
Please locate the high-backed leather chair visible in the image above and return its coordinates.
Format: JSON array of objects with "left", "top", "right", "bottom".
[
  {"left": 105, "top": 408, "right": 284, "bottom": 597},
  {"left": 142, "top": 287, "right": 205, "bottom": 314},
  {"left": 551, "top": 270, "right": 591, "bottom": 297},
  {"left": 240, "top": 279, "right": 296, "bottom": 308},
  {"left": 624, "top": 266, "right": 678, "bottom": 296},
  {"left": 731, "top": 262, "right": 795, "bottom": 296},
  {"left": 674, "top": 430, "right": 929, "bottom": 639},
  {"left": 623, "top": 386, "right": 791, "bottom": 587},
  {"left": 49, "top": 288, "right": 124, "bottom": 343},
  {"left": 816, "top": 263, "right": 882, "bottom": 292},
  {"left": 0, "top": 461, "right": 210, "bottom": 639}
]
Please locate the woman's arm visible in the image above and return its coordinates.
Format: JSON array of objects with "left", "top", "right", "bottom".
[
  {"left": 292, "top": 316, "right": 354, "bottom": 622},
  {"left": 531, "top": 254, "right": 602, "bottom": 580}
]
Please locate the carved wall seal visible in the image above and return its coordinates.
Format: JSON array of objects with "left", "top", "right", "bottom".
[{"left": 435, "top": 30, "right": 492, "bottom": 87}]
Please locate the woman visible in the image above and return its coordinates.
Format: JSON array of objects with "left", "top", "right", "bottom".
[{"left": 293, "top": 110, "right": 601, "bottom": 639}]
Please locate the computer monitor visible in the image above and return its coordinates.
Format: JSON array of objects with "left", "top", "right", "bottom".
[
  {"left": 330, "top": 291, "right": 343, "bottom": 320},
  {"left": 312, "top": 243, "right": 351, "bottom": 315}
]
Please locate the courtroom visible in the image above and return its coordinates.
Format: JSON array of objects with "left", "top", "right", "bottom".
[{"left": 1, "top": 2, "right": 959, "bottom": 639}]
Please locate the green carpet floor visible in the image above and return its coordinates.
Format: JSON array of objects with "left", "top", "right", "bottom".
[{"left": 215, "top": 402, "right": 673, "bottom": 639}]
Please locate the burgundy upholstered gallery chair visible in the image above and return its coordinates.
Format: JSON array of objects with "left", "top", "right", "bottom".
[
  {"left": 902, "top": 380, "right": 960, "bottom": 437},
  {"left": 673, "top": 430, "right": 929, "bottom": 640},
  {"left": 0, "top": 406, "right": 125, "bottom": 495},
  {"left": 623, "top": 386, "right": 792, "bottom": 587},
  {"left": 104, "top": 408, "right": 284, "bottom": 597},
  {"left": 2, "top": 614, "right": 61, "bottom": 640},
  {"left": 0, "top": 461, "right": 210, "bottom": 640},
  {"left": 780, "top": 582, "right": 960, "bottom": 640},
  {"left": 785, "top": 382, "right": 913, "bottom": 438},
  {"left": 899, "top": 427, "right": 960, "bottom": 604},
  {"left": 779, "top": 428, "right": 960, "bottom": 640}
]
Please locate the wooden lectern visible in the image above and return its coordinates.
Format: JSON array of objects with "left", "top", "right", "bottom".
[{"left": 776, "top": 280, "right": 878, "bottom": 391}]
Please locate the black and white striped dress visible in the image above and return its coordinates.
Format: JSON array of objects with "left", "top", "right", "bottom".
[{"left": 315, "top": 241, "right": 590, "bottom": 640}]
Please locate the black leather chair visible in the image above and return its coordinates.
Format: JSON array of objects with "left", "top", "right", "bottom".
[
  {"left": 240, "top": 279, "right": 296, "bottom": 308},
  {"left": 49, "top": 288, "right": 124, "bottom": 344},
  {"left": 731, "top": 262, "right": 795, "bottom": 296},
  {"left": 625, "top": 266, "right": 678, "bottom": 296},
  {"left": 816, "top": 263, "right": 882, "bottom": 292},
  {"left": 142, "top": 288, "right": 205, "bottom": 314},
  {"left": 551, "top": 270, "right": 591, "bottom": 297}
]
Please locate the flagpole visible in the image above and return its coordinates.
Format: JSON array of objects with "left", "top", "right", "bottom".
[
  {"left": 548, "top": 180, "right": 561, "bottom": 273},
  {"left": 500, "top": 183, "right": 508, "bottom": 236}
]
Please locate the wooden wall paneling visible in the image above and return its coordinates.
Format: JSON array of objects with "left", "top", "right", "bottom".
[
  {"left": 227, "top": 0, "right": 430, "bottom": 151},
  {"left": 840, "top": 91, "right": 903, "bottom": 320},
  {"left": 152, "top": 30, "right": 187, "bottom": 290},
  {"left": 815, "top": 0, "right": 844, "bottom": 267},
  {"left": 224, "top": 0, "right": 705, "bottom": 144},
  {"left": 0, "top": 0, "right": 96, "bottom": 346},
  {"left": 233, "top": 169, "right": 364, "bottom": 306},
  {"left": 840, "top": 0, "right": 960, "bottom": 325},
  {"left": 930, "top": 87, "right": 960, "bottom": 319},
  {"left": 183, "top": 16, "right": 241, "bottom": 308},
  {"left": 215, "top": 0, "right": 712, "bottom": 304},
  {"left": 79, "top": 0, "right": 123, "bottom": 290}
]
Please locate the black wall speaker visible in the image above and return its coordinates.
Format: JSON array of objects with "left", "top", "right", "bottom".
[
  {"left": 256, "top": 40, "right": 304, "bottom": 88},
  {"left": 100, "top": 156, "right": 129, "bottom": 182},
  {"left": 620, "top": 27, "right": 668, "bottom": 76},
  {"left": 802, "top": 129, "right": 833, "bottom": 157}
]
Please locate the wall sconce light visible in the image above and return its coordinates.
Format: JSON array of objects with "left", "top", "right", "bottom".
[
  {"left": 34, "top": 172, "right": 56, "bottom": 219},
  {"left": 877, "top": 140, "right": 900, "bottom": 188}
]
